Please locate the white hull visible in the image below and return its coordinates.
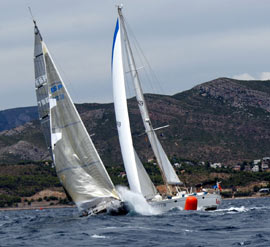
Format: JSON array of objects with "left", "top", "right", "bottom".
[
  {"left": 149, "top": 192, "right": 221, "bottom": 212},
  {"left": 87, "top": 192, "right": 221, "bottom": 216}
]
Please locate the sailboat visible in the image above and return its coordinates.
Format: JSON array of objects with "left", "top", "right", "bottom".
[
  {"left": 33, "top": 19, "right": 126, "bottom": 215},
  {"left": 111, "top": 5, "right": 221, "bottom": 211}
]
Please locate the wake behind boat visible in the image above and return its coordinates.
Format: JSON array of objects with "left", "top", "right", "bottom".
[{"left": 111, "top": 5, "right": 221, "bottom": 211}]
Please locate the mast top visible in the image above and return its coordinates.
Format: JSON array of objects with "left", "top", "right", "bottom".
[
  {"left": 116, "top": 4, "right": 123, "bottom": 16},
  {"left": 28, "top": 7, "right": 37, "bottom": 27},
  {"left": 29, "top": 7, "right": 43, "bottom": 40},
  {"left": 116, "top": 4, "right": 123, "bottom": 10}
]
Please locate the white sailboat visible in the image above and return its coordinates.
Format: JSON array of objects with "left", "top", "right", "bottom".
[
  {"left": 33, "top": 20, "right": 126, "bottom": 215},
  {"left": 111, "top": 5, "right": 221, "bottom": 211}
]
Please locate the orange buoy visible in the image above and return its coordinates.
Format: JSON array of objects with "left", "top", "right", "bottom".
[{"left": 184, "top": 196, "right": 198, "bottom": 210}]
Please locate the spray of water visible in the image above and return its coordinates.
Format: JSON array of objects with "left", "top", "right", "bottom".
[{"left": 117, "top": 186, "right": 162, "bottom": 215}]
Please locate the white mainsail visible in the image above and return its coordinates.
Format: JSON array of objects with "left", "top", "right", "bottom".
[
  {"left": 112, "top": 19, "right": 157, "bottom": 198},
  {"left": 34, "top": 22, "right": 119, "bottom": 212},
  {"left": 117, "top": 7, "right": 182, "bottom": 186}
]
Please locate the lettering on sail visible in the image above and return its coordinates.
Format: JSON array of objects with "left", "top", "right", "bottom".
[
  {"left": 35, "top": 74, "right": 47, "bottom": 87},
  {"left": 50, "top": 83, "right": 64, "bottom": 101},
  {"left": 37, "top": 97, "right": 49, "bottom": 107}
]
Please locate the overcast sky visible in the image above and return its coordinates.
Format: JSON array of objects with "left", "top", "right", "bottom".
[{"left": 1, "top": 0, "right": 270, "bottom": 111}]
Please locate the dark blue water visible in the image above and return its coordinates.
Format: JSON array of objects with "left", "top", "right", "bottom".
[{"left": 0, "top": 197, "right": 269, "bottom": 247}]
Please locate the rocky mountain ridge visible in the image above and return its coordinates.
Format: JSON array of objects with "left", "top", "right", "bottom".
[
  {"left": 1, "top": 77, "right": 270, "bottom": 165},
  {"left": 0, "top": 106, "right": 38, "bottom": 132}
]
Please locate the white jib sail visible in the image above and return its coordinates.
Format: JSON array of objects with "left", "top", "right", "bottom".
[
  {"left": 112, "top": 19, "right": 158, "bottom": 199},
  {"left": 38, "top": 36, "right": 118, "bottom": 211},
  {"left": 111, "top": 19, "right": 142, "bottom": 194},
  {"left": 118, "top": 8, "right": 182, "bottom": 185}
]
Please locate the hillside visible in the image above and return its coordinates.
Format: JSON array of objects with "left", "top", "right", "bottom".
[
  {"left": 1, "top": 77, "right": 270, "bottom": 165},
  {"left": 0, "top": 106, "right": 38, "bottom": 132}
]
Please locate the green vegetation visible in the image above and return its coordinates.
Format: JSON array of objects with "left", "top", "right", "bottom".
[
  {"left": 1, "top": 157, "right": 270, "bottom": 207},
  {"left": 221, "top": 172, "right": 270, "bottom": 188},
  {"left": 0, "top": 194, "right": 21, "bottom": 207},
  {"left": 0, "top": 162, "right": 61, "bottom": 207},
  {"left": 0, "top": 175, "right": 60, "bottom": 196}
]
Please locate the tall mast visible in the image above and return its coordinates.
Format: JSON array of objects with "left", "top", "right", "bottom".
[{"left": 117, "top": 6, "right": 173, "bottom": 194}]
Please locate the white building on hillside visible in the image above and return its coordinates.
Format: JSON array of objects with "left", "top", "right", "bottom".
[
  {"left": 252, "top": 165, "right": 259, "bottom": 172},
  {"left": 210, "top": 163, "right": 222, "bottom": 169},
  {"left": 253, "top": 159, "right": 261, "bottom": 165}
]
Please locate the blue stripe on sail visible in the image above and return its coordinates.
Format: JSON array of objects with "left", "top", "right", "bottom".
[
  {"left": 57, "top": 161, "right": 100, "bottom": 175},
  {"left": 111, "top": 19, "right": 119, "bottom": 68}
]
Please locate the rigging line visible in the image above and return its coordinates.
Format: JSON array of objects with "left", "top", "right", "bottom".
[
  {"left": 126, "top": 72, "right": 133, "bottom": 101},
  {"left": 122, "top": 17, "right": 159, "bottom": 120},
  {"left": 125, "top": 24, "right": 156, "bottom": 95},
  {"left": 122, "top": 17, "right": 155, "bottom": 94},
  {"left": 133, "top": 33, "right": 165, "bottom": 96},
  {"left": 132, "top": 39, "right": 156, "bottom": 95},
  {"left": 123, "top": 17, "right": 165, "bottom": 96},
  {"left": 123, "top": 49, "right": 133, "bottom": 100}
]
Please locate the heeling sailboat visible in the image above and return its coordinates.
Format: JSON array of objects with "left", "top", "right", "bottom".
[
  {"left": 33, "top": 20, "right": 126, "bottom": 215},
  {"left": 112, "top": 5, "right": 221, "bottom": 211}
]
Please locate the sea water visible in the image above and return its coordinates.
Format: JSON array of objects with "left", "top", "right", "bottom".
[{"left": 0, "top": 197, "right": 270, "bottom": 247}]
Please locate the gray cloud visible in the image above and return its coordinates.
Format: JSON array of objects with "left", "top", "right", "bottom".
[{"left": 1, "top": 0, "right": 270, "bottom": 110}]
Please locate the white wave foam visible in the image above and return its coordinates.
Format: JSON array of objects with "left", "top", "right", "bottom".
[
  {"left": 91, "top": 234, "right": 107, "bottom": 239},
  {"left": 117, "top": 186, "right": 162, "bottom": 216},
  {"left": 216, "top": 206, "right": 248, "bottom": 213},
  {"left": 102, "top": 226, "right": 117, "bottom": 230},
  {"left": 184, "top": 229, "right": 194, "bottom": 232},
  {"left": 228, "top": 206, "right": 248, "bottom": 212},
  {"left": 175, "top": 206, "right": 184, "bottom": 211},
  {"left": 250, "top": 205, "right": 270, "bottom": 210}
]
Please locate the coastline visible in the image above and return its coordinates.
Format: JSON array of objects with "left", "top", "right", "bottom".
[
  {"left": 0, "top": 204, "right": 75, "bottom": 212},
  {"left": 1, "top": 195, "right": 269, "bottom": 212},
  {"left": 223, "top": 195, "right": 270, "bottom": 200}
]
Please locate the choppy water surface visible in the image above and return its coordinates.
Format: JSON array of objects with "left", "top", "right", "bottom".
[{"left": 0, "top": 197, "right": 270, "bottom": 247}]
